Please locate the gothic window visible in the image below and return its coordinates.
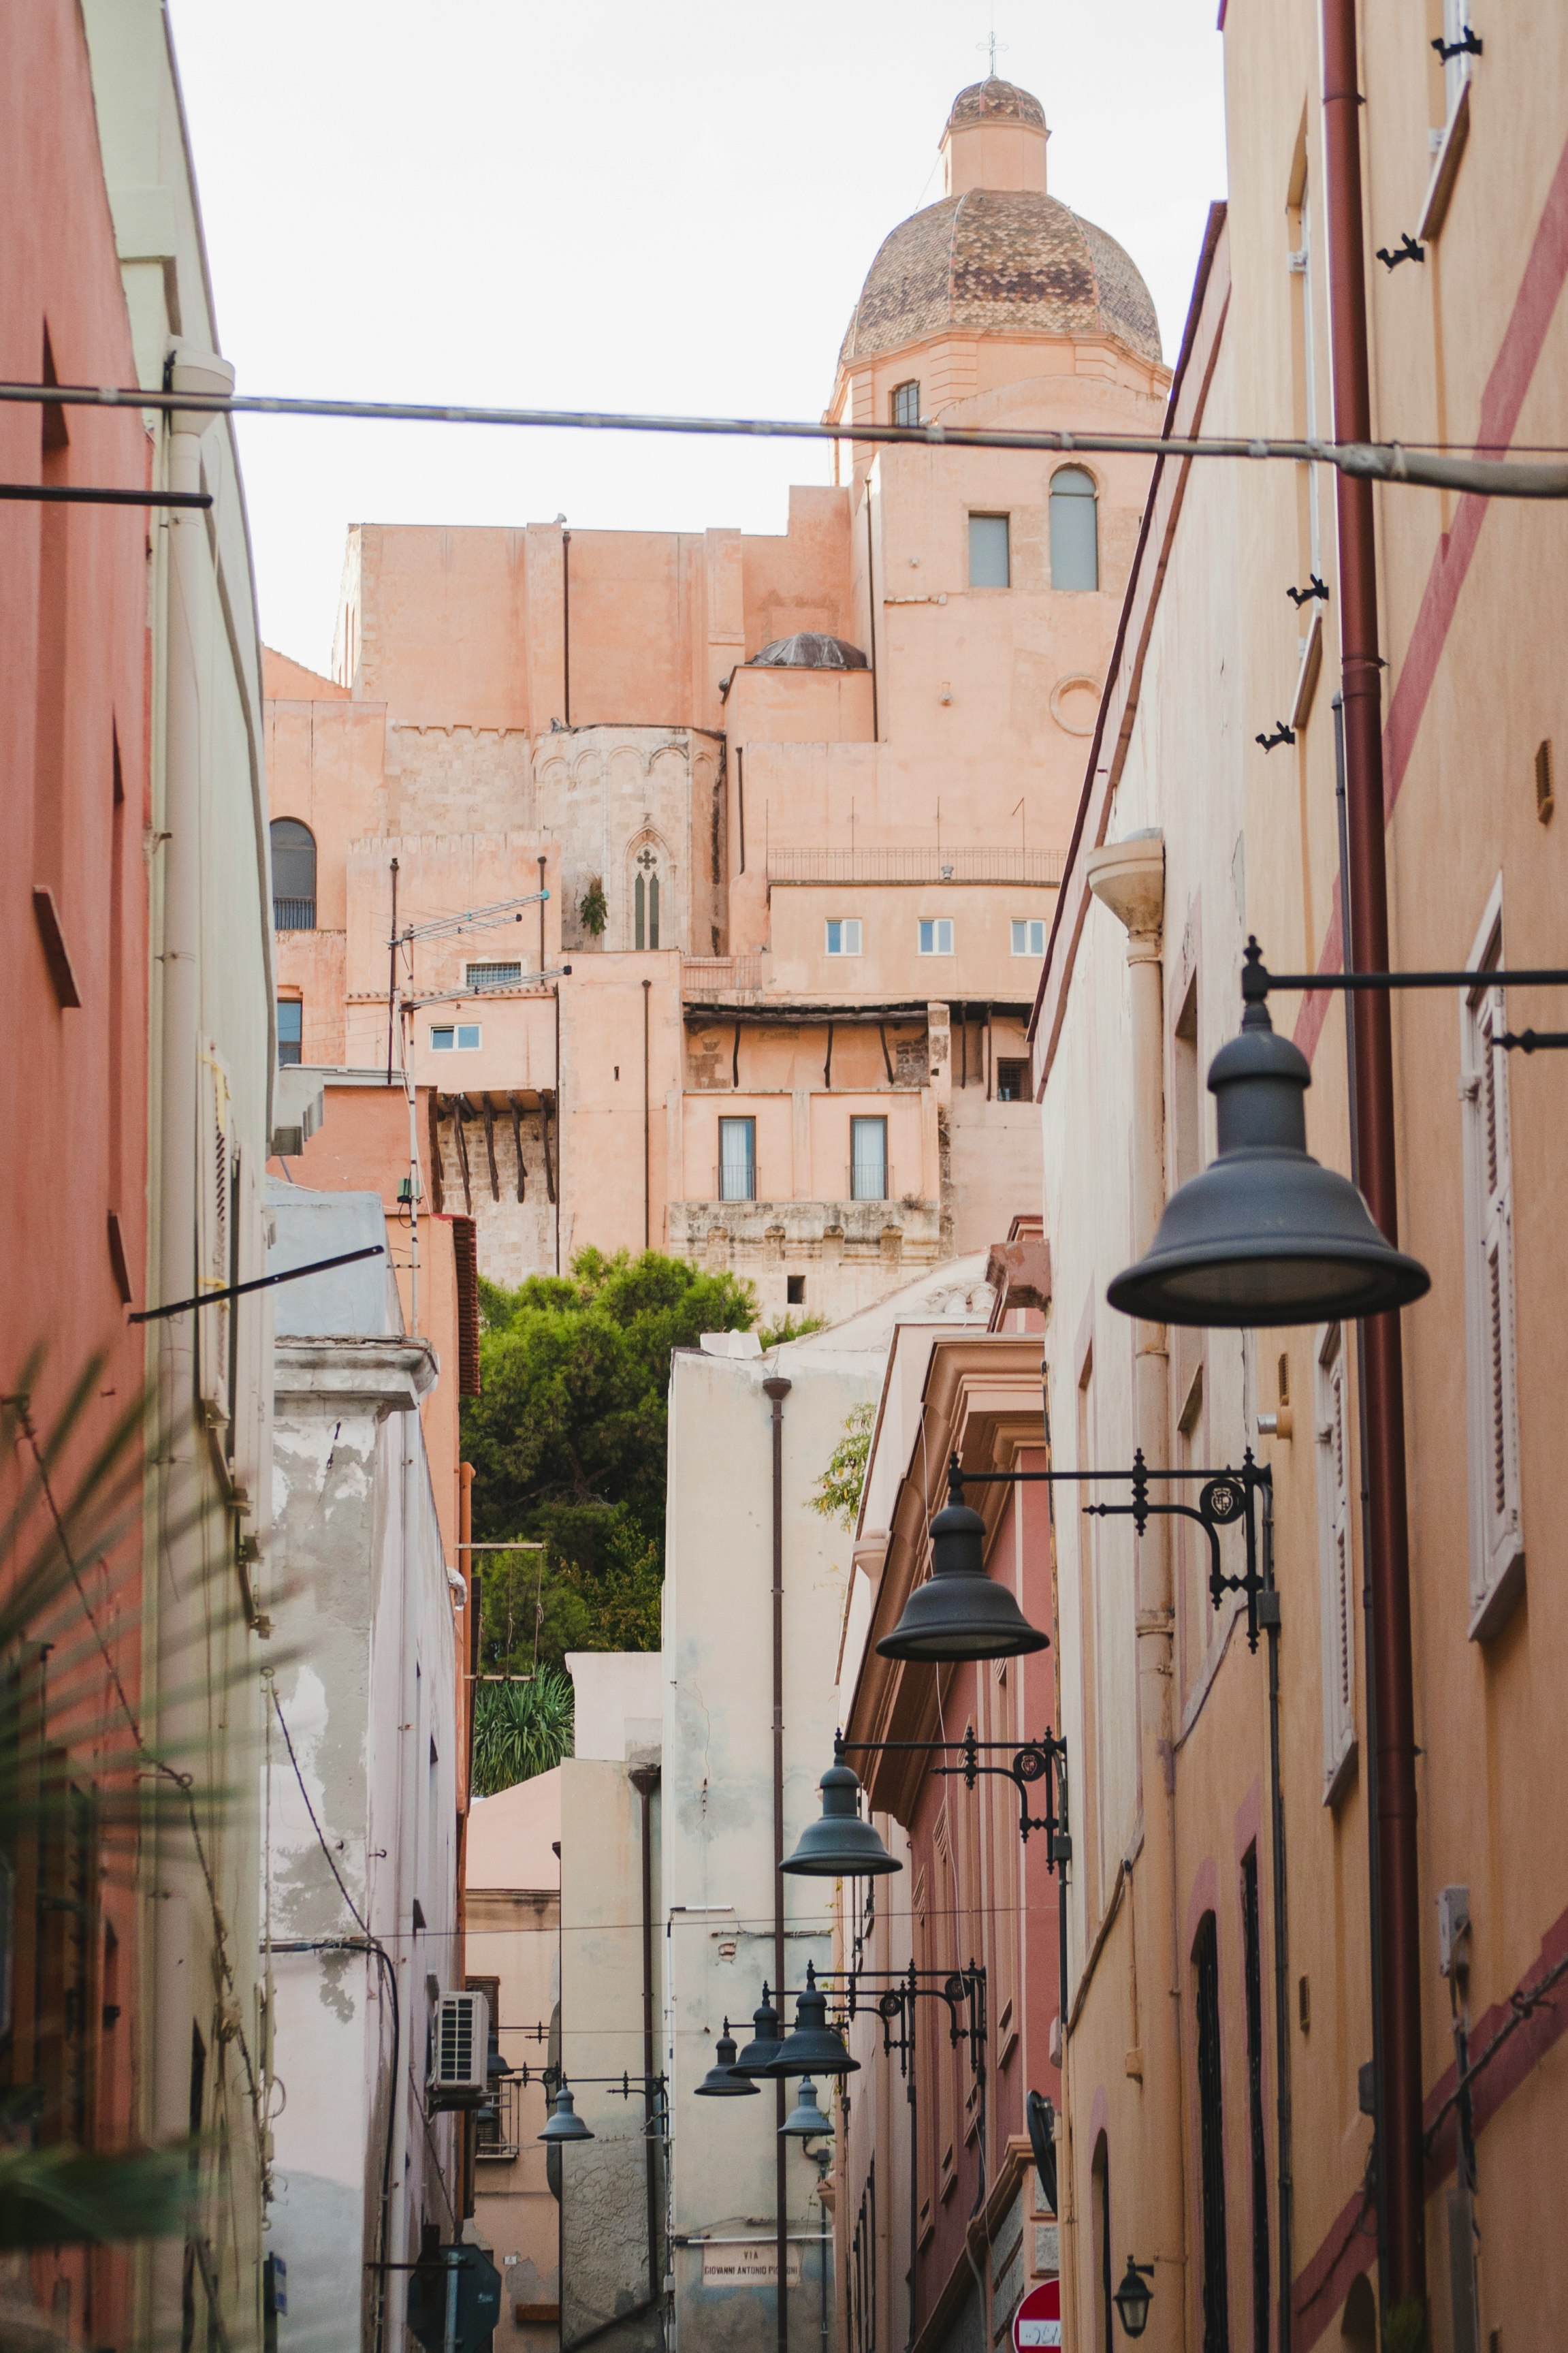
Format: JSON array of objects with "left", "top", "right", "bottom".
[
  {"left": 1194, "top": 1912, "right": 1231, "bottom": 2352},
  {"left": 1050, "top": 467, "right": 1100, "bottom": 590},
  {"left": 634, "top": 847, "right": 661, "bottom": 951}
]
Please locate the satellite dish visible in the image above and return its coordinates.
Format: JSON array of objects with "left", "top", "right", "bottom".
[{"left": 1026, "top": 2089, "right": 1057, "bottom": 2213}]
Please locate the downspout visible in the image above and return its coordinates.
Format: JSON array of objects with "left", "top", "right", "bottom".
[
  {"left": 553, "top": 985, "right": 562, "bottom": 1276},
  {"left": 1084, "top": 834, "right": 1187, "bottom": 2332},
  {"left": 863, "top": 486, "right": 880, "bottom": 744},
  {"left": 539, "top": 856, "right": 548, "bottom": 979},
  {"left": 1319, "top": 1, "right": 1426, "bottom": 2323},
  {"left": 643, "top": 979, "right": 652, "bottom": 1251},
  {"left": 562, "top": 529, "right": 572, "bottom": 726},
  {"left": 763, "top": 1374, "right": 793, "bottom": 2353},
  {"left": 629, "top": 1766, "right": 662, "bottom": 2332}
]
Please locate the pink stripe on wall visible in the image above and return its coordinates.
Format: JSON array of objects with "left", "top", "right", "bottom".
[{"left": 1293, "top": 127, "right": 1568, "bottom": 1064}]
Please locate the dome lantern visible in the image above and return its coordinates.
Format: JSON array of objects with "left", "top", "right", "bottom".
[{"left": 942, "top": 77, "right": 1049, "bottom": 198}]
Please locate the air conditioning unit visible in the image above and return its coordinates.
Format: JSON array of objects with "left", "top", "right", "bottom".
[{"left": 429, "top": 1989, "right": 489, "bottom": 2106}]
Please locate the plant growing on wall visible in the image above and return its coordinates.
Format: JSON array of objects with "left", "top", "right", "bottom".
[
  {"left": 462, "top": 1248, "right": 756, "bottom": 1666},
  {"left": 471, "top": 1668, "right": 575, "bottom": 1795},
  {"left": 578, "top": 876, "right": 608, "bottom": 936},
  {"left": 809, "top": 1400, "right": 874, "bottom": 1532}
]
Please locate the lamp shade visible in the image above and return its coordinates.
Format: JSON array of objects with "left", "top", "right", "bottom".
[
  {"left": 693, "top": 2025, "right": 759, "bottom": 2098},
  {"left": 1107, "top": 947, "right": 1430, "bottom": 1328},
  {"left": 780, "top": 2077, "right": 835, "bottom": 2138},
  {"left": 750, "top": 1965, "right": 860, "bottom": 2081},
  {"left": 782, "top": 1757, "right": 901, "bottom": 1878},
  {"left": 1113, "top": 2259, "right": 1154, "bottom": 2339},
  {"left": 539, "top": 2083, "right": 594, "bottom": 2143},
  {"left": 876, "top": 1462, "right": 1051, "bottom": 1662},
  {"left": 732, "top": 1995, "right": 784, "bottom": 2078}
]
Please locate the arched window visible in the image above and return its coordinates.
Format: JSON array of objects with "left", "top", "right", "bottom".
[
  {"left": 270, "top": 819, "right": 317, "bottom": 930},
  {"left": 1050, "top": 466, "right": 1099, "bottom": 591},
  {"left": 634, "top": 847, "right": 660, "bottom": 951}
]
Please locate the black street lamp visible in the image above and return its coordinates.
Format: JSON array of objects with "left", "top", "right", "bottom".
[
  {"left": 747, "top": 1964, "right": 860, "bottom": 2081},
  {"left": 876, "top": 1459, "right": 1051, "bottom": 1662},
  {"left": 731, "top": 1993, "right": 784, "bottom": 2076},
  {"left": 538, "top": 2082, "right": 594, "bottom": 2143},
  {"left": 693, "top": 2023, "right": 760, "bottom": 2098},
  {"left": 1113, "top": 2258, "right": 1155, "bottom": 2339},
  {"left": 781, "top": 1752, "right": 902, "bottom": 1877},
  {"left": 1108, "top": 942, "right": 1429, "bottom": 1326}
]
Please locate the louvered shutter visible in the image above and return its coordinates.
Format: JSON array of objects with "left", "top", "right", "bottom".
[
  {"left": 1315, "top": 1325, "right": 1355, "bottom": 1796},
  {"left": 197, "top": 1045, "right": 234, "bottom": 1421},
  {"left": 1462, "top": 961, "right": 1524, "bottom": 1620}
]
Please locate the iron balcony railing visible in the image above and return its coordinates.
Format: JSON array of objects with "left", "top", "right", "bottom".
[
  {"left": 475, "top": 2075, "right": 526, "bottom": 2162},
  {"left": 274, "top": 896, "right": 317, "bottom": 931},
  {"left": 703, "top": 1168, "right": 901, "bottom": 1204},
  {"left": 766, "top": 848, "right": 1063, "bottom": 887},
  {"left": 684, "top": 956, "right": 763, "bottom": 995}
]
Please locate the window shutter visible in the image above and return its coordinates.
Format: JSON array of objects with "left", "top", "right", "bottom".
[
  {"left": 1461, "top": 945, "right": 1524, "bottom": 1627},
  {"left": 1315, "top": 1325, "right": 1355, "bottom": 1797},
  {"left": 198, "top": 1045, "right": 234, "bottom": 1421}
]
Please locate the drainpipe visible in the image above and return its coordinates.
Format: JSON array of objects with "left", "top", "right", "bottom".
[
  {"left": 562, "top": 529, "right": 572, "bottom": 726},
  {"left": 763, "top": 1374, "right": 793, "bottom": 2353},
  {"left": 629, "top": 1766, "right": 662, "bottom": 2327},
  {"left": 643, "top": 979, "right": 652, "bottom": 1251},
  {"left": 1319, "top": 0, "right": 1426, "bottom": 2322},
  {"left": 1084, "top": 834, "right": 1187, "bottom": 2335}
]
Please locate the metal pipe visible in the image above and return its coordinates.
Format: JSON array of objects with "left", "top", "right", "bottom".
[
  {"left": 764, "top": 1374, "right": 793, "bottom": 2353},
  {"left": 388, "top": 857, "right": 400, "bottom": 1083},
  {"left": 643, "top": 979, "right": 652, "bottom": 1251},
  {"left": 630, "top": 1767, "right": 662, "bottom": 2329},
  {"left": 539, "top": 855, "right": 548, "bottom": 978},
  {"left": 562, "top": 528, "right": 572, "bottom": 725},
  {"left": 554, "top": 987, "right": 562, "bottom": 1274},
  {"left": 1320, "top": 0, "right": 1426, "bottom": 2318},
  {"left": 863, "top": 488, "right": 880, "bottom": 742},
  {"left": 1262, "top": 1488, "right": 1293, "bottom": 2353}
]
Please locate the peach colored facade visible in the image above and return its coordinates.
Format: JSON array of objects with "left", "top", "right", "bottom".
[
  {"left": 1031, "top": 11, "right": 1568, "bottom": 2351},
  {"left": 266, "top": 76, "right": 1168, "bottom": 1317}
]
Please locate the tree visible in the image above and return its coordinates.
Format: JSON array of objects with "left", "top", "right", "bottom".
[
  {"left": 461, "top": 1249, "right": 756, "bottom": 1670},
  {"left": 809, "top": 1400, "right": 874, "bottom": 1531},
  {"left": 471, "top": 1669, "right": 575, "bottom": 1795}
]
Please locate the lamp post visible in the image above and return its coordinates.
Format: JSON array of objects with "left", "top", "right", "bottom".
[{"left": 1112, "top": 2258, "right": 1155, "bottom": 2339}]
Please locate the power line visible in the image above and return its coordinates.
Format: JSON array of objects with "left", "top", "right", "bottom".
[{"left": 4, "top": 379, "right": 1568, "bottom": 498}]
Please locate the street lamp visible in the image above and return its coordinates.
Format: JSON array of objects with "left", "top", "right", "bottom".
[
  {"left": 538, "top": 2081, "right": 594, "bottom": 2143},
  {"left": 782, "top": 1752, "right": 902, "bottom": 1877},
  {"left": 779, "top": 2077, "right": 835, "bottom": 2138},
  {"left": 747, "top": 1965, "right": 860, "bottom": 2081},
  {"left": 1112, "top": 2258, "right": 1155, "bottom": 2339},
  {"left": 876, "top": 1458, "right": 1051, "bottom": 1662},
  {"left": 1108, "top": 942, "right": 1429, "bottom": 1327},
  {"left": 692, "top": 2023, "right": 760, "bottom": 2098}
]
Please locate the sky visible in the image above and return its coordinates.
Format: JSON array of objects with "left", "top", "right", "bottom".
[{"left": 165, "top": 0, "right": 1229, "bottom": 675}]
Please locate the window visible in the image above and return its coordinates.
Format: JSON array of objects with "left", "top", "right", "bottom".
[
  {"left": 1315, "top": 1324, "right": 1356, "bottom": 1795},
  {"left": 718, "top": 1116, "right": 755, "bottom": 1201},
  {"left": 1460, "top": 910, "right": 1524, "bottom": 1630},
  {"left": 891, "top": 380, "right": 921, "bottom": 427},
  {"left": 277, "top": 999, "right": 303, "bottom": 1068},
  {"left": 431, "top": 1024, "right": 481, "bottom": 1052},
  {"left": 1049, "top": 468, "right": 1099, "bottom": 591},
  {"left": 1011, "top": 918, "right": 1046, "bottom": 957},
  {"left": 270, "top": 818, "right": 317, "bottom": 930},
  {"left": 786, "top": 1274, "right": 805, "bottom": 1306},
  {"left": 1241, "top": 1852, "right": 1271, "bottom": 2353},
  {"left": 918, "top": 918, "right": 953, "bottom": 957},
  {"left": 825, "top": 919, "right": 862, "bottom": 958},
  {"left": 1090, "top": 2134, "right": 1113, "bottom": 2353},
  {"left": 850, "top": 1116, "right": 888, "bottom": 1201},
  {"left": 968, "top": 514, "right": 1010, "bottom": 588},
  {"left": 634, "top": 857, "right": 661, "bottom": 951},
  {"left": 995, "top": 1058, "right": 1028, "bottom": 1103},
  {"left": 466, "top": 961, "right": 522, "bottom": 992},
  {"left": 1193, "top": 1913, "right": 1231, "bottom": 2353}
]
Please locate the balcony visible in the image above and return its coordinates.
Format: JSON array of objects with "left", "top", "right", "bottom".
[
  {"left": 475, "top": 2074, "right": 525, "bottom": 2162},
  {"left": 766, "top": 848, "right": 1063, "bottom": 887},
  {"left": 274, "top": 897, "right": 317, "bottom": 932},
  {"left": 683, "top": 955, "right": 762, "bottom": 998}
]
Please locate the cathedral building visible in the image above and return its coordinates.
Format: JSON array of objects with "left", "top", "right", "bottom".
[{"left": 266, "top": 76, "right": 1168, "bottom": 1320}]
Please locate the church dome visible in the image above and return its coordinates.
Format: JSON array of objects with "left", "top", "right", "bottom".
[
  {"left": 838, "top": 78, "right": 1160, "bottom": 371},
  {"left": 749, "top": 633, "right": 869, "bottom": 670}
]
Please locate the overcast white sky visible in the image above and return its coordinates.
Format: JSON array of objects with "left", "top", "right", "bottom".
[{"left": 165, "top": 1, "right": 1228, "bottom": 674}]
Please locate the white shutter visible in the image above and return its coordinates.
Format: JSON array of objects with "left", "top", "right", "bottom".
[
  {"left": 1460, "top": 917, "right": 1524, "bottom": 1630},
  {"left": 1441, "top": 0, "right": 1475, "bottom": 120},
  {"left": 1315, "top": 1325, "right": 1355, "bottom": 1799},
  {"left": 197, "top": 1045, "right": 234, "bottom": 1421}
]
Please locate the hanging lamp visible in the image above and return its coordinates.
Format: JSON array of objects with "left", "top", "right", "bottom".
[
  {"left": 538, "top": 2082, "right": 594, "bottom": 2143},
  {"left": 731, "top": 1993, "right": 784, "bottom": 2078},
  {"left": 779, "top": 2077, "right": 835, "bottom": 2138},
  {"left": 876, "top": 1458, "right": 1050, "bottom": 1662},
  {"left": 781, "top": 1752, "right": 901, "bottom": 1878},
  {"left": 693, "top": 2023, "right": 759, "bottom": 2098},
  {"left": 1106, "top": 943, "right": 1430, "bottom": 1327},
  {"left": 750, "top": 1964, "right": 859, "bottom": 2081}
]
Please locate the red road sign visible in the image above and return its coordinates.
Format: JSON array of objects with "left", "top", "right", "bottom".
[{"left": 1012, "top": 2277, "right": 1061, "bottom": 2350}]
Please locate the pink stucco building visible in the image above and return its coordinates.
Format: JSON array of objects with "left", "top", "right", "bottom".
[{"left": 267, "top": 76, "right": 1169, "bottom": 1316}]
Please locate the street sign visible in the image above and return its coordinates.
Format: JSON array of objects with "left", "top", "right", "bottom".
[{"left": 1012, "top": 2277, "right": 1061, "bottom": 2350}]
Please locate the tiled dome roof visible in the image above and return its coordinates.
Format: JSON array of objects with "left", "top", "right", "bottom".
[
  {"left": 946, "top": 76, "right": 1046, "bottom": 131},
  {"left": 749, "top": 633, "right": 869, "bottom": 670},
  {"left": 839, "top": 191, "right": 1161, "bottom": 370}
]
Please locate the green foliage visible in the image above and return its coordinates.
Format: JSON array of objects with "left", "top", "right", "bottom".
[
  {"left": 0, "top": 2139, "right": 191, "bottom": 2247},
  {"left": 579, "top": 876, "right": 609, "bottom": 936},
  {"left": 471, "top": 1669, "right": 575, "bottom": 1796},
  {"left": 464, "top": 1249, "right": 756, "bottom": 1669},
  {"left": 810, "top": 1400, "right": 874, "bottom": 1532},
  {"left": 1383, "top": 2299, "right": 1428, "bottom": 2353},
  {"left": 756, "top": 1311, "right": 829, "bottom": 1348}
]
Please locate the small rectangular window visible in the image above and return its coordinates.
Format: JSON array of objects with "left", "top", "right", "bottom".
[
  {"left": 466, "top": 961, "right": 522, "bottom": 991},
  {"left": 918, "top": 919, "right": 954, "bottom": 957},
  {"left": 825, "top": 919, "right": 862, "bottom": 957},
  {"left": 718, "top": 1116, "right": 756, "bottom": 1202},
  {"left": 1460, "top": 914, "right": 1524, "bottom": 1630},
  {"left": 277, "top": 999, "right": 303, "bottom": 1068},
  {"left": 1010, "top": 919, "right": 1046, "bottom": 957},
  {"left": 431, "top": 1024, "right": 481, "bottom": 1053},
  {"left": 786, "top": 1274, "right": 805, "bottom": 1306},
  {"left": 968, "top": 514, "right": 1010, "bottom": 588},
  {"left": 995, "top": 1058, "right": 1028, "bottom": 1103},
  {"left": 850, "top": 1116, "right": 888, "bottom": 1201},
  {"left": 891, "top": 381, "right": 921, "bottom": 428}
]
